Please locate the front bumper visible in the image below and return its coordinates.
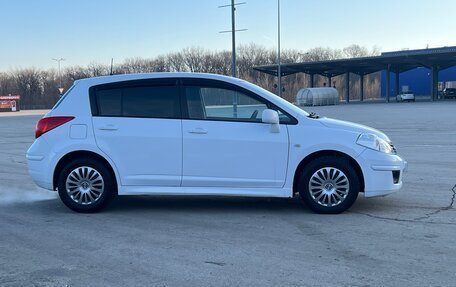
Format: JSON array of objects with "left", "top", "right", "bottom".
[{"left": 357, "top": 148, "right": 408, "bottom": 198}]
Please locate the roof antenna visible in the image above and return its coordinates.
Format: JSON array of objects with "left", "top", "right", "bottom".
[{"left": 110, "top": 58, "right": 114, "bottom": 75}]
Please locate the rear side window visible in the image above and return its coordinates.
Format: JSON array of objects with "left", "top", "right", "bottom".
[
  {"left": 94, "top": 84, "right": 180, "bottom": 118},
  {"left": 97, "top": 89, "right": 121, "bottom": 116},
  {"left": 122, "top": 86, "right": 179, "bottom": 118}
]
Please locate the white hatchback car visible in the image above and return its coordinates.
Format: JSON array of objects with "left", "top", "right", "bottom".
[
  {"left": 396, "top": 91, "right": 415, "bottom": 102},
  {"left": 27, "top": 73, "right": 407, "bottom": 213}
]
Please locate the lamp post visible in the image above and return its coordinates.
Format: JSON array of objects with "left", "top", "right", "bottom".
[
  {"left": 52, "top": 58, "right": 65, "bottom": 94},
  {"left": 277, "top": 0, "right": 282, "bottom": 97}
]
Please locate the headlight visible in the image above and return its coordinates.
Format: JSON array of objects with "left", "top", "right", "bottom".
[{"left": 356, "top": 133, "right": 394, "bottom": 154}]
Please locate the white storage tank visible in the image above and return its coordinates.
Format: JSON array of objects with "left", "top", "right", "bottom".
[{"left": 296, "top": 88, "right": 339, "bottom": 106}]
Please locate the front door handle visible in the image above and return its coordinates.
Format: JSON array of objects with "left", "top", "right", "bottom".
[
  {"left": 99, "top": 124, "right": 118, "bottom": 131},
  {"left": 188, "top": 128, "right": 208, "bottom": 134}
]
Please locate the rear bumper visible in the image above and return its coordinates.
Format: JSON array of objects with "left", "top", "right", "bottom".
[
  {"left": 400, "top": 95, "right": 415, "bottom": 100},
  {"left": 26, "top": 139, "right": 54, "bottom": 190},
  {"left": 358, "top": 149, "right": 408, "bottom": 198}
]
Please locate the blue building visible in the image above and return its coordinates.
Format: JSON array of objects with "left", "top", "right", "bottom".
[
  {"left": 255, "top": 45, "right": 456, "bottom": 102},
  {"left": 381, "top": 47, "right": 456, "bottom": 97}
]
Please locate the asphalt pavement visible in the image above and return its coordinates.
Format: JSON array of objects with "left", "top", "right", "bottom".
[{"left": 0, "top": 101, "right": 455, "bottom": 287}]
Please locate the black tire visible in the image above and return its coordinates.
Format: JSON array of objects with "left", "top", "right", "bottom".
[
  {"left": 298, "top": 156, "right": 360, "bottom": 214},
  {"left": 57, "top": 158, "right": 116, "bottom": 213}
]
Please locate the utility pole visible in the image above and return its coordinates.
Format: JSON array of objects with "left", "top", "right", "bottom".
[
  {"left": 52, "top": 58, "right": 65, "bottom": 94},
  {"left": 231, "top": 0, "right": 236, "bottom": 78},
  {"left": 277, "top": 0, "right": 282, "bottom": 97},
  {"left": 219, "top": 1, "right": 247, "bottom": 78}
]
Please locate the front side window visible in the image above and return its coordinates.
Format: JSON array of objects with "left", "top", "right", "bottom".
[
  {"left": 185, "top": 86, "right": 268, "bottom": 122},
  {"left": 95, "top": 85, "right": 180, "bottom": 118}
]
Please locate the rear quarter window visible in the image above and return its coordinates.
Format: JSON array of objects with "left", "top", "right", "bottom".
[{"left": 52, "top": 84, "right": 76, "bottom": 110}]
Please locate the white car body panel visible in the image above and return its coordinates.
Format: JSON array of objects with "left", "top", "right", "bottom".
[
  {"left": 92, "top": 117, "right": 182, "bottom": 186},
  {"left": 397, "top": 93, "right": 415, "bottom": 101},
  {"left": 27, "top": 72, "right": 407, "bottom": 201},
  {"left": 182, "top": 120, "right": 289, "bottom": 188}
]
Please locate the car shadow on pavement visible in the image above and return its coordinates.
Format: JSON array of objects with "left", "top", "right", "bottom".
[
  {"left": 105, "top": 196, "right": 310, "bottom": 214},
  {"left": 12, "top": 194, "right": 400, "bottom": 216}
]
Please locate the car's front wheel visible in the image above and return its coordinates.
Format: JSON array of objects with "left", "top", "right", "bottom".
[
  {"left": 298, "top": 156, "right": 360, "bottom": 214},
  {"left": 57, "top": 158, "right": 116, "bottom": 213}
]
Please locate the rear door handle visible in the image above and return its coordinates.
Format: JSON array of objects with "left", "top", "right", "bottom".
[
  {"left": 99, "top": 124, "right": 118, "bottom": 131},
  {"left": 188, "top": 128, "right": 208, "bottom": 134}
]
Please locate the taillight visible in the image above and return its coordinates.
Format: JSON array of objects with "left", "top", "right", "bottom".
[{"left": 35, "top": 116, "right": 75, "bottom": 138}]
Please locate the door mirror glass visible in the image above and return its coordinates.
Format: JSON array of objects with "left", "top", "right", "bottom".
[{"left": 262, "top": 109, "right": 279, "bottom": 124}]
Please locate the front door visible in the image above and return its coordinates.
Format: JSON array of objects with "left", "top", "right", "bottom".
[{"left": 181, "top": 79, "right": 289, "bottom": 188}]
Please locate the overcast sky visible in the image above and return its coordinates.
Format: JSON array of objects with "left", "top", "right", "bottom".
[{"left": 1, "top": 0, "right": 455, "bottom": 70}]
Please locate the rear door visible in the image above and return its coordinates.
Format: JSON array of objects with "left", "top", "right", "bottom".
[
  {"left": 181, "top": 78, "right": 290, "bottom": 188},
  {"left": 91, "top": 78, "right": 182, "bottom": 187}
]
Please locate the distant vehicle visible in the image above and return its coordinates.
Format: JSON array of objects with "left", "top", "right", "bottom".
[
  {"left": 396, "top": 91, "right": 415, "bottom": 102},
  {"left": 27, "top": 73, "right": 407, "bottom": 214},
  {"left": 443, "top": 88, "right": 456, "bottom": 99}
]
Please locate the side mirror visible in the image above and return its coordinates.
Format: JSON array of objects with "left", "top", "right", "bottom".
[
  {"left": 262, "top": 109, "right": 279, "bottom": 124},
  {"left": 262, "top": 109, "right": 280, "bottom": 133}
]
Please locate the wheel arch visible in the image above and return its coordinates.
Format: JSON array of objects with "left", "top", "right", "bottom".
[
  {"left": 292, "top": 150, "right": 364, "bottom": 195},
  {"left": 53, "top": 150, "right": 118, "bottom": 191}
]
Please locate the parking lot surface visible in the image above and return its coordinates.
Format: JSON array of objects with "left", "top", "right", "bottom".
[{"left": 1, "top": 102, "right": 455, "bottom": 287}]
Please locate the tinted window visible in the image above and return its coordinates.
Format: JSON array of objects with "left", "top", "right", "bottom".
[
  {"left": 122, "top": 86, "right": 180, "bottom": 118},
  {"left": 185, "top": 86, "right": 268, "bottom": 122},
  {"left": 96, "top": 85, "right": 180, "bottom": 118},
  {"left": 97, "top": 89, "right": 122, "bottom": 116}
]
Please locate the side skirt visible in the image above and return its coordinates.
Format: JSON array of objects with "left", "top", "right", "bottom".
[{"left": 119, "top": 186, "right": 293, "bottom": 198}]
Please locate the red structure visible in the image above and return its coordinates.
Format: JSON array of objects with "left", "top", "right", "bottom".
[{"left": 0, "top": 95, "right": 20, "bottom": 112}]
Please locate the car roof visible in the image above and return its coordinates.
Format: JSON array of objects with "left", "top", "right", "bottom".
[{"left": 75, "top": 72, "right": 246, "bottom": 87}]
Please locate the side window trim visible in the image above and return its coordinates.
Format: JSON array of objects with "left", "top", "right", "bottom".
[{"left": 179, "top": 78, "right": 298, "bottom": 125}]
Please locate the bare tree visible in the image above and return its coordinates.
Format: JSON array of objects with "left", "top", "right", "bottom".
[
  {"left": 182, "top": 47, "right": 206, "bottom": 72},
  {"left": 167, "top": 52, "right": 187, "bottom": 72},
  {"left": 0, "top": 43, "right": 381, "bottom": 109}
]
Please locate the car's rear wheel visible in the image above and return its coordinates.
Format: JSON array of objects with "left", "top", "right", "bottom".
[
  {"left": 298, "top": 156, "right": 360, "bottom": 214},
  {"left": 57, "top": 158, "right": 116, "bottom": 213}
]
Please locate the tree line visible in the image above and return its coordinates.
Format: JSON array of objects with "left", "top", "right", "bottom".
[{"left": 0, "top": 44, "right": 380, "bottom": 109}]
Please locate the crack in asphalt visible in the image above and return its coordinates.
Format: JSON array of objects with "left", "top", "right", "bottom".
[
  {"left": 204, "top": 261, "right": 226, "bottom": 266},
  {"left": 352, "top": 184, "right": 456, "bottom": 225},
  {"left": 352, "top": 211, "right": 456, "bottom": 226},
  {"left": 413, "top": 184, "right": 456, "bottom": 221}
]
